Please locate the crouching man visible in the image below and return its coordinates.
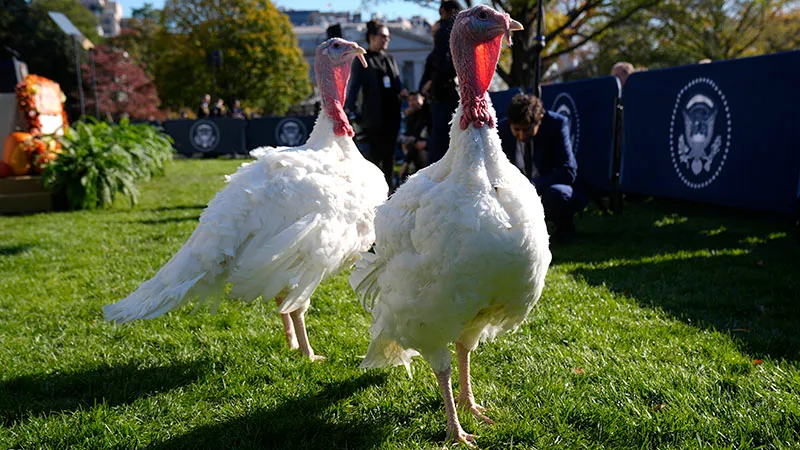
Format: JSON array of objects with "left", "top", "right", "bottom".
[{"left": 498, "top": 93, "right": 579, "bottom": 240}]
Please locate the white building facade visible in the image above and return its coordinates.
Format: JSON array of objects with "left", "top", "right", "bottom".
[
  {"left": 79, "top": 0, "right": 123, "bottom": 37},
  {"left": 288, "top": 11, "right": 434, "bottom": 93}
]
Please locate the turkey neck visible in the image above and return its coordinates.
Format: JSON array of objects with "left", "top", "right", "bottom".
[
  {"left": 452, "top": 32, "right": 504, "bottom": 131},
  {"left": 315, "top": 58, "right": 351, "bottom": 136}
]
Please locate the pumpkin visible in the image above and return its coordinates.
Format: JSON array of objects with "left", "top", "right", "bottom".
[{"left": 2, "top": 132, "right": 34, "bottom": 175}]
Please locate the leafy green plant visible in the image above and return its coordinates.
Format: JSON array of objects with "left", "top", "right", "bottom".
[{"left": 42, "top": 119, "right": 174, "bottom": 210}]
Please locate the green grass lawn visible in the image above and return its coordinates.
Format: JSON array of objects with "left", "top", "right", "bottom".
[{"left": 1, "top": 159, "right": 798, "bottom": 449}]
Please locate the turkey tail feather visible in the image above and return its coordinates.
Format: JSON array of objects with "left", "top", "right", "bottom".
[
  {"left": 349, "top": 251, "right": 382, "bottom": 312},
  {"left": 102, "top": 245, "right": 210, "bottom": 323}
]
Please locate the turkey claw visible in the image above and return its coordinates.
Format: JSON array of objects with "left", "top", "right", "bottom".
[
  {"left": 469, "top": 406, "right": 495, "bottom": 425},
  {"left": 457, "top": 399, "right": 494, "bottom": 424},
  {"left": 445, "top": 428, "right": 476, "bottom": 448}
]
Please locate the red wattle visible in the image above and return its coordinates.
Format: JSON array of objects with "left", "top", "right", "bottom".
[{"left": 473, "top": 34, "right": 503, "bottom": 95}]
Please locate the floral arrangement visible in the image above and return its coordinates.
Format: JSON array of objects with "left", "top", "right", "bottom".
[
  {"left": 1, "top": 74, "right": 68, "bottom": 177},
  {"left": 20, "top": 134, "right": 61, "bottom": 173},
  {"left": 1, "top": 132, "right": 61, "bottom": 176},
  {"left": 15, "top": 74, "right": 69, "bottom": 137}
]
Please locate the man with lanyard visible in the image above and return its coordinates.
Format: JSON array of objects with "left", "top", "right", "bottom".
[{"left": 346, "top": 20, "right": 407, "bottom": 190}]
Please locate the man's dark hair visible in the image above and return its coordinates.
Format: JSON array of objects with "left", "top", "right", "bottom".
[
  {"left": 408, "top": 91, "right": 420, "bottom": 96},
  {"left": 440, "top": 0, "right": 463, "bottom": 14},
  {"left": 507, "top": 94, "right": 545, "bottom": 126}
]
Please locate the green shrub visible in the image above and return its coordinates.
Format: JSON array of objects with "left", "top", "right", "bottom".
[{"left": 43, "top": 119, "right": 174, "bottom": 210}]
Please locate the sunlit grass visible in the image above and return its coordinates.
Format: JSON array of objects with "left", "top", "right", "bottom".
[{"left": 1, "top": 159, "right": 798, "bottom": 449}]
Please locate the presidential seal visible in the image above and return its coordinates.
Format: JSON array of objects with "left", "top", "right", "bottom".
[
  {"left": 189, "top": 120, "right": 220, "bottom": 153},
  {"left": 669, "top": 78, "right": 731, "bottom": 189},
  {"left": 551, "top": 92, "right": 579, "bottom": 155},
  {"left": 275, "top": 118, "right": 308, "bottom": 147}
]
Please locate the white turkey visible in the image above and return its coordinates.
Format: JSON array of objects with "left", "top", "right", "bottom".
[
  {"left": 350, "top": 6, "right": 550, "bottom": 445},
  {"left": 104, "top": 38, "right": 388, "bottom": 361}
]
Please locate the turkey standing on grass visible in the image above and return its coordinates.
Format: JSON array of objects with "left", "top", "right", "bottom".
[
  {"left": 350, "top": 6, "right": 550, "bottom": 445},
  {"left": 104, "top": 38, "right": 388, "bottom": 361}
]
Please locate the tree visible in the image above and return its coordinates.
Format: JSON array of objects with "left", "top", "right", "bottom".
[
  {"left": 82, "top": 44, "right": 161, "bottom": 120},
  {"left": 589, "top": 0, "right": 797, "bottom": 75},
  {"left": 382, "top": 0, "right": 660, "bottom": 88},
  {"left": 31, "top": 0, "right": 102, "bottom": 44},
  {"left": 651, "top": 0, "right": 793, "bottom": 62},
  {"left": 152, "top": 0, "right": 310, "bottom": 115},
  {"left": 108, "top": 3, "right": 163, "bottom": 77},
  {"left": 589, "top": 8, "right": 691, "bottom": 75},
  {"left": 496, "top": 0, "right": 665, "bottom": 87},
  {"left": 752, "top": 4, "right": 800, "bottom": 55}
]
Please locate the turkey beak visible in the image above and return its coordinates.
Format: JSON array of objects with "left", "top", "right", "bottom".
[
  {"left": 346, "top": 45, "right": 368, "bottom": 68},
  {"left": 506, "top": 19, "right": 523, "bottom": 45}
]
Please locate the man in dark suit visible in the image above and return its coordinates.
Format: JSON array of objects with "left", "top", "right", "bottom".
[{"left": 498, "top": 93, "right": 578, "bottom": 239}]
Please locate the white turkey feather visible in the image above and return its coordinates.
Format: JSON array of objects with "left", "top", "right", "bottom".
[
  {"left": 104, "top": 112, "right": 388, "bottom": 323},
  {"left": 350, "top": 101, "right": 552, "bottom": 375}
]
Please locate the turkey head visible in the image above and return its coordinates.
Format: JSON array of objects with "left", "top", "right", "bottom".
[
  {"left": 451, "top": 5, "right": 523, "bottom": 130},
  {"left": 315, "top": 38, "right": 367, "bottom": 137}
]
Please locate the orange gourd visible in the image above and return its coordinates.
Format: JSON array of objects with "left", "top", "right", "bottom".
[{"left": 2, "top": 132, "right": 33, "bottom": 175}]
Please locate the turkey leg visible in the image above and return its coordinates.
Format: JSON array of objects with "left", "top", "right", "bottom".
[
  {"left": 275, "top": 296, "right": 299, "bottom": 350},
  {"left": 456, "top": 341, "right": 495, "bottom": 424},
  {"left": 290, "top": 308, "right": 326, "bottom": 362},
  {"left": 434, "top": 366, "right": 476, "bottom": 446}
]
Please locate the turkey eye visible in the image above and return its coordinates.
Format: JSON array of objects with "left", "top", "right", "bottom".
[
  {"left": 332, "top": 43, "right": 340, "bottom": 49},
  {"left": 477, "top": 10, "right": 489, "bottom": 20}
]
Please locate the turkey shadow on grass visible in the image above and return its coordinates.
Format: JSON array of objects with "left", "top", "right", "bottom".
[
  {"left": 565, "top": 198, "right": 796, "bottom": 264},
  {"left": 146, "top": 372, "right": 400, "bottom": 450},
  {"left": 0, "top": 360, "right": 209, "bottom": 427},
  {"left": 563, "top": 200, "right": 800, "bottom": 361}
]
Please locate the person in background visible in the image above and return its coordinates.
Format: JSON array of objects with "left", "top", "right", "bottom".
[
  {"left": 345, "top": 19, "right": 407, "bottom": 189},
  {"left": 398, "top": 91, "right": 431, "bottom": 182},
  {"left": 210, "top": 98, "right": 226, "bottom": 117},
  {"left": 425, "top": 0, "right": 463, "bottom": 165},
  {"left": 498, "top": 94, "right": 579, "bottom": 241},
  {"left": 610, "top": 61, "right": 635, "bottom": 88},
  {"left": 197, "top": 93, "right": 211, "bottom": 118},
  {"left": 418, "top": 20, "right": 440, "bottom": 97},
  {"left": 231, "top": 99, "right": 247, "bottom": 119}
]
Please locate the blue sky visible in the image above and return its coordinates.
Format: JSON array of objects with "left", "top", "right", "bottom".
[{"left": 116, "top": 0, "right": 441, "bottom": 22}]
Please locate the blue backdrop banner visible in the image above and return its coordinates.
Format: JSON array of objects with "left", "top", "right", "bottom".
[
  {"left": 541, "top": 76, "right": 621, "bottom": 192},
  {"left": 162, "top": 118, "right": 247, "bottom": 156},
  {"left": 246, "top": 116, "right": 317, "bottom": 150},
  {"left": 620, "top": 50, "right": 800, "bottom": 215}
]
